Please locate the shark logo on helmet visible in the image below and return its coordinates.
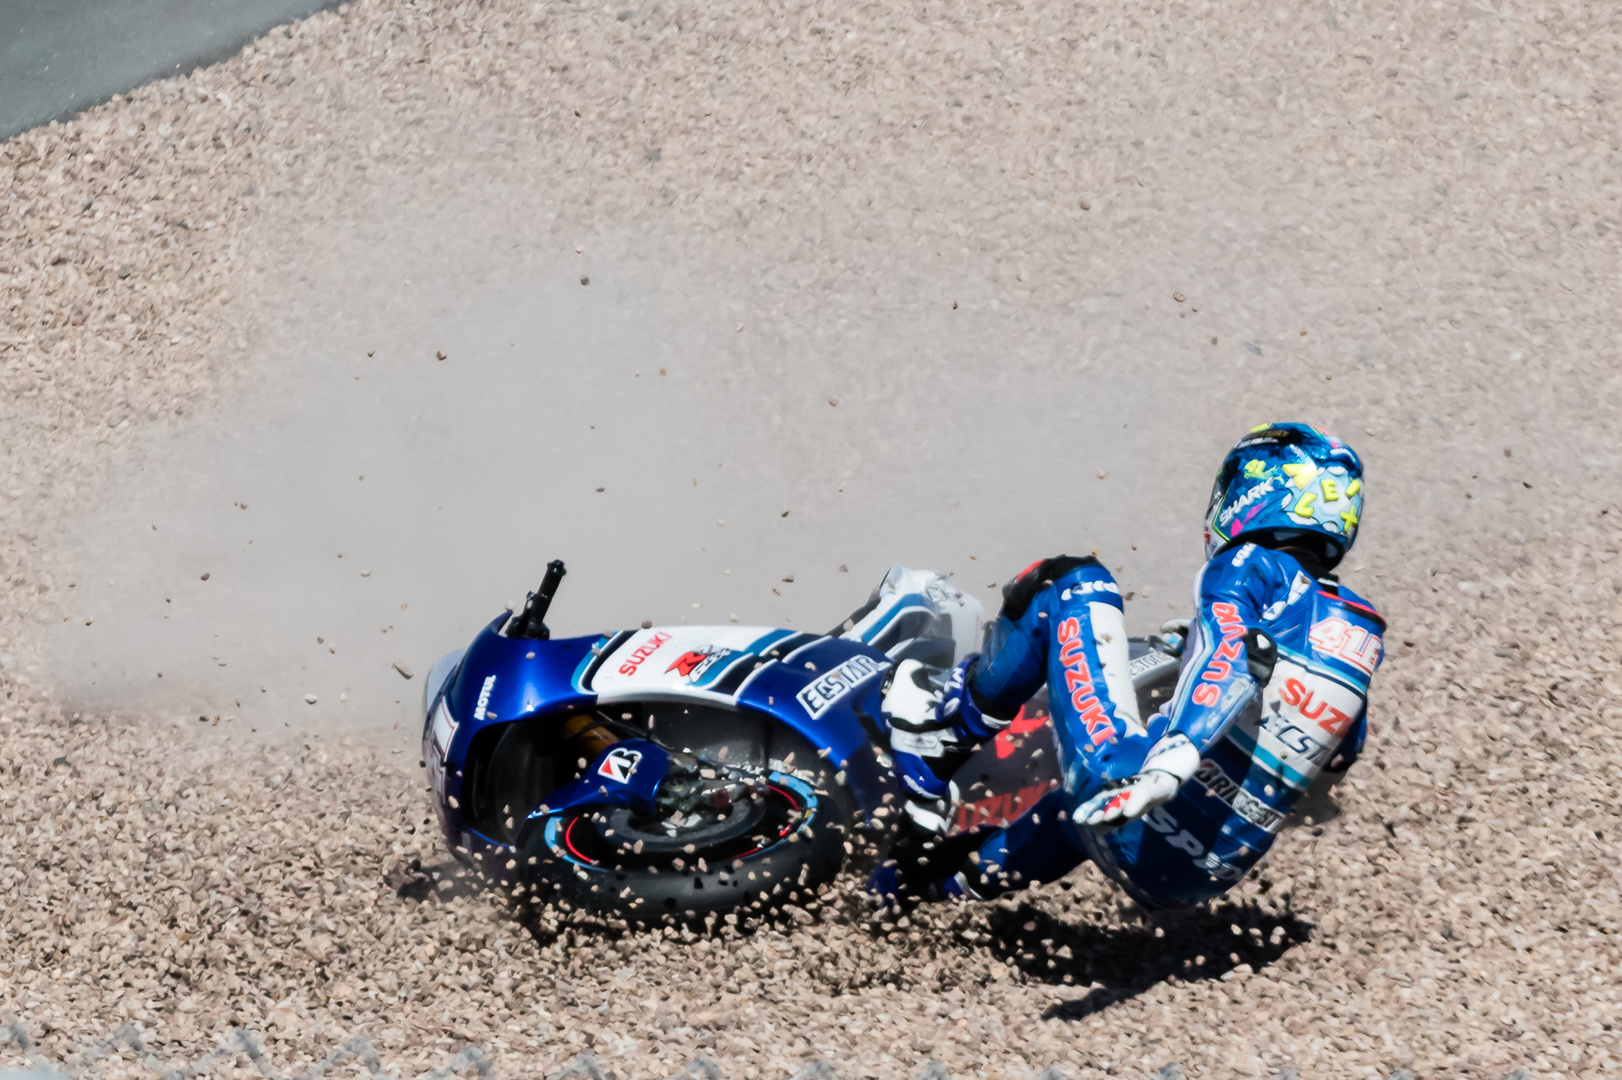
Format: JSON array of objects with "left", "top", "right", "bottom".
[{"left": 1207, "top": 422, "right": 1366, "bottom": 564}]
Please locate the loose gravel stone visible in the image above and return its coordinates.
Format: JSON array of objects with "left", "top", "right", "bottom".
[{"left": 1, "top": 0, "right": 1620, "bottom": 1077}]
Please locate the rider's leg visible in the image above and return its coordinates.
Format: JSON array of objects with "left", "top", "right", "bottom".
[
  {"left": 945, "top": 726, "right": 1155, "bottom": 899},
  {"left": 945, "top": 788, "right": 1087, "bottom": 897},
  {"left": 1018, "top": 558, "right": 1145, "bottom": 798},
  {"left": 872, "top": 558, "right": 1097, "bottom": 902},
  {"left": 940, "top": 558, "right": 1154, "bottom": 899},
  {"left": 885, "top": 554, "right": 1145, "bottom": 818},
  {"left": 968, "top": 556, "right": 1103, "bottom": 717},
  {"left": 883, "top": 558, "right": 1091, "bottom": 820}
]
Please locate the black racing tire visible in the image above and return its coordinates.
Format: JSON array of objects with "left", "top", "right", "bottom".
[{"left": 517, "top": 731, "right": 856, "bottom": 923}]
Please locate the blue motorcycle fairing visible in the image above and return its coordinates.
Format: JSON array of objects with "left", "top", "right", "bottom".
[
  {"left": 731, "top": 634, "right": 896, "bottom": 807},
  {"left": 573, "top": 624, "right": 898, "bottom": 811},
  {"left": 445, "top": 616, "right": 599, "bottom": 729},
  {"left": 571, "top": 626, "right": 807, "bottom": 698},
  {"left": 527, "top": 738, "right": 669, "bottom": 820},
  {"left": 425, "top": 613, "right": 903, "bottom": 875},
  {"left": 423, "top": 646, "right": 465, "bottom": 720},
  {"left": 421, "top": 617, "right": 597, "bottom": 856}
]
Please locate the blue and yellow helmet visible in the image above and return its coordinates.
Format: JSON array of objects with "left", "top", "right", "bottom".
[{"left": 1204, "top": 422, "right": 1365, "bottom": 564}]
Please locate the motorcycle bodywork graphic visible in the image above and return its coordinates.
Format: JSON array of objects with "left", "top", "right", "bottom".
[
  {"left": 423, "top": 618, "right": 899, "bottom": 863},
  {"left": 418, "top": 570, "right": 1177, "bottom": 913}
]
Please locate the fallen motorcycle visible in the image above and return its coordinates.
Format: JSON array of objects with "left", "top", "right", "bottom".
[{"left": 421, "top": 562, "right": 1182, "bottom": 922}]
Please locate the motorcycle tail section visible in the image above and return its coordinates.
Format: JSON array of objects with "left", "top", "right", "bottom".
[{"left": 838, "top": 566, "right": 984, "bottom": 667}]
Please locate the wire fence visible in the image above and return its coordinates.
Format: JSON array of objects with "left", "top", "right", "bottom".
[
  {"left": 0, "top": 1022, "right": 489, "bottom": 1080},
  {"left": 2, "top": 1021, "right": 1536, "bottom": 1080}
]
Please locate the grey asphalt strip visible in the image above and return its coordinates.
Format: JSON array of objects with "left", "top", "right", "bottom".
[{"left": 0, "top": 0, "right": 342, "bottom": 141}]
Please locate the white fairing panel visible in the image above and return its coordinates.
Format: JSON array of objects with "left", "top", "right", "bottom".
[
  {"left": 841, "top": 565, "right": 985, "bottom": 663},
  {"left": 586, "top": 625, "right": 786, "bottom": 703}
]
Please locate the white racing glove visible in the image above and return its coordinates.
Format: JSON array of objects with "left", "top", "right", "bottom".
[{"left": 1076, "top": 733, "right": 1200, "bottom": 828}]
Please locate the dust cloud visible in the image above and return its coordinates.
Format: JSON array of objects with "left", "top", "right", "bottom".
[{"left": 43, "top": 172, "right": 1332, "bottom": 747}]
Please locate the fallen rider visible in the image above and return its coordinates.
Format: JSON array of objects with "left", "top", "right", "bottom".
[{"left": 871, "top": 421, "right": 1386, "bottom": 910}]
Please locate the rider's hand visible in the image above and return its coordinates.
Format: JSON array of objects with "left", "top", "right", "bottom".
[
  {"left": 1076, "top": 732, "right": 1199, "bottom": 828},
  {"left": 1076, "top": 770, "right": 1182, "bottom": 827}
]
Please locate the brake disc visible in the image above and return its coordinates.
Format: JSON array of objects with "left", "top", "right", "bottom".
[{"left": 600, "top": 798, "right": 769, "bottom": 856}]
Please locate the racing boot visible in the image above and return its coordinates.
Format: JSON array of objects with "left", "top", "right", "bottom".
[{"left": 869, "top": 657, "right": 1008, "bottom": 905}]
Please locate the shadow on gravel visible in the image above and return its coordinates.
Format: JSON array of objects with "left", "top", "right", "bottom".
[
  {"left": 981, "top": 900, "right": 1314, "bottom": 1021},
  {"left": 387, "top": 856, "right": 800, "bottom": 944},
  {"left": 1286, "top": 781, "right": 1345, "bottom": 830},
  {"left": 388, "top": 858, "right": 484, "bottom": 903}
]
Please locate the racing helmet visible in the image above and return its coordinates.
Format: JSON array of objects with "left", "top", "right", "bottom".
[{"left": 1204, "top": 422, "right": 1364, "bottom": 565}]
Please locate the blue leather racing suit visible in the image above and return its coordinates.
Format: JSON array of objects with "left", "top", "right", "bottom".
[{"left": 957, "top": 545, "right": 1384, "bottom": 910}]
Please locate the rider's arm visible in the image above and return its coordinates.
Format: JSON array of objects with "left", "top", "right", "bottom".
[
  {"left": 1079, "top": 547, "right": 1287, "bottom": 826},
  {"left": 1321, "top": 585, "right": 1381, "bottom": 774},
  {"left": 1163, "top": 544, "right": 1292, "bottom": 753}
]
